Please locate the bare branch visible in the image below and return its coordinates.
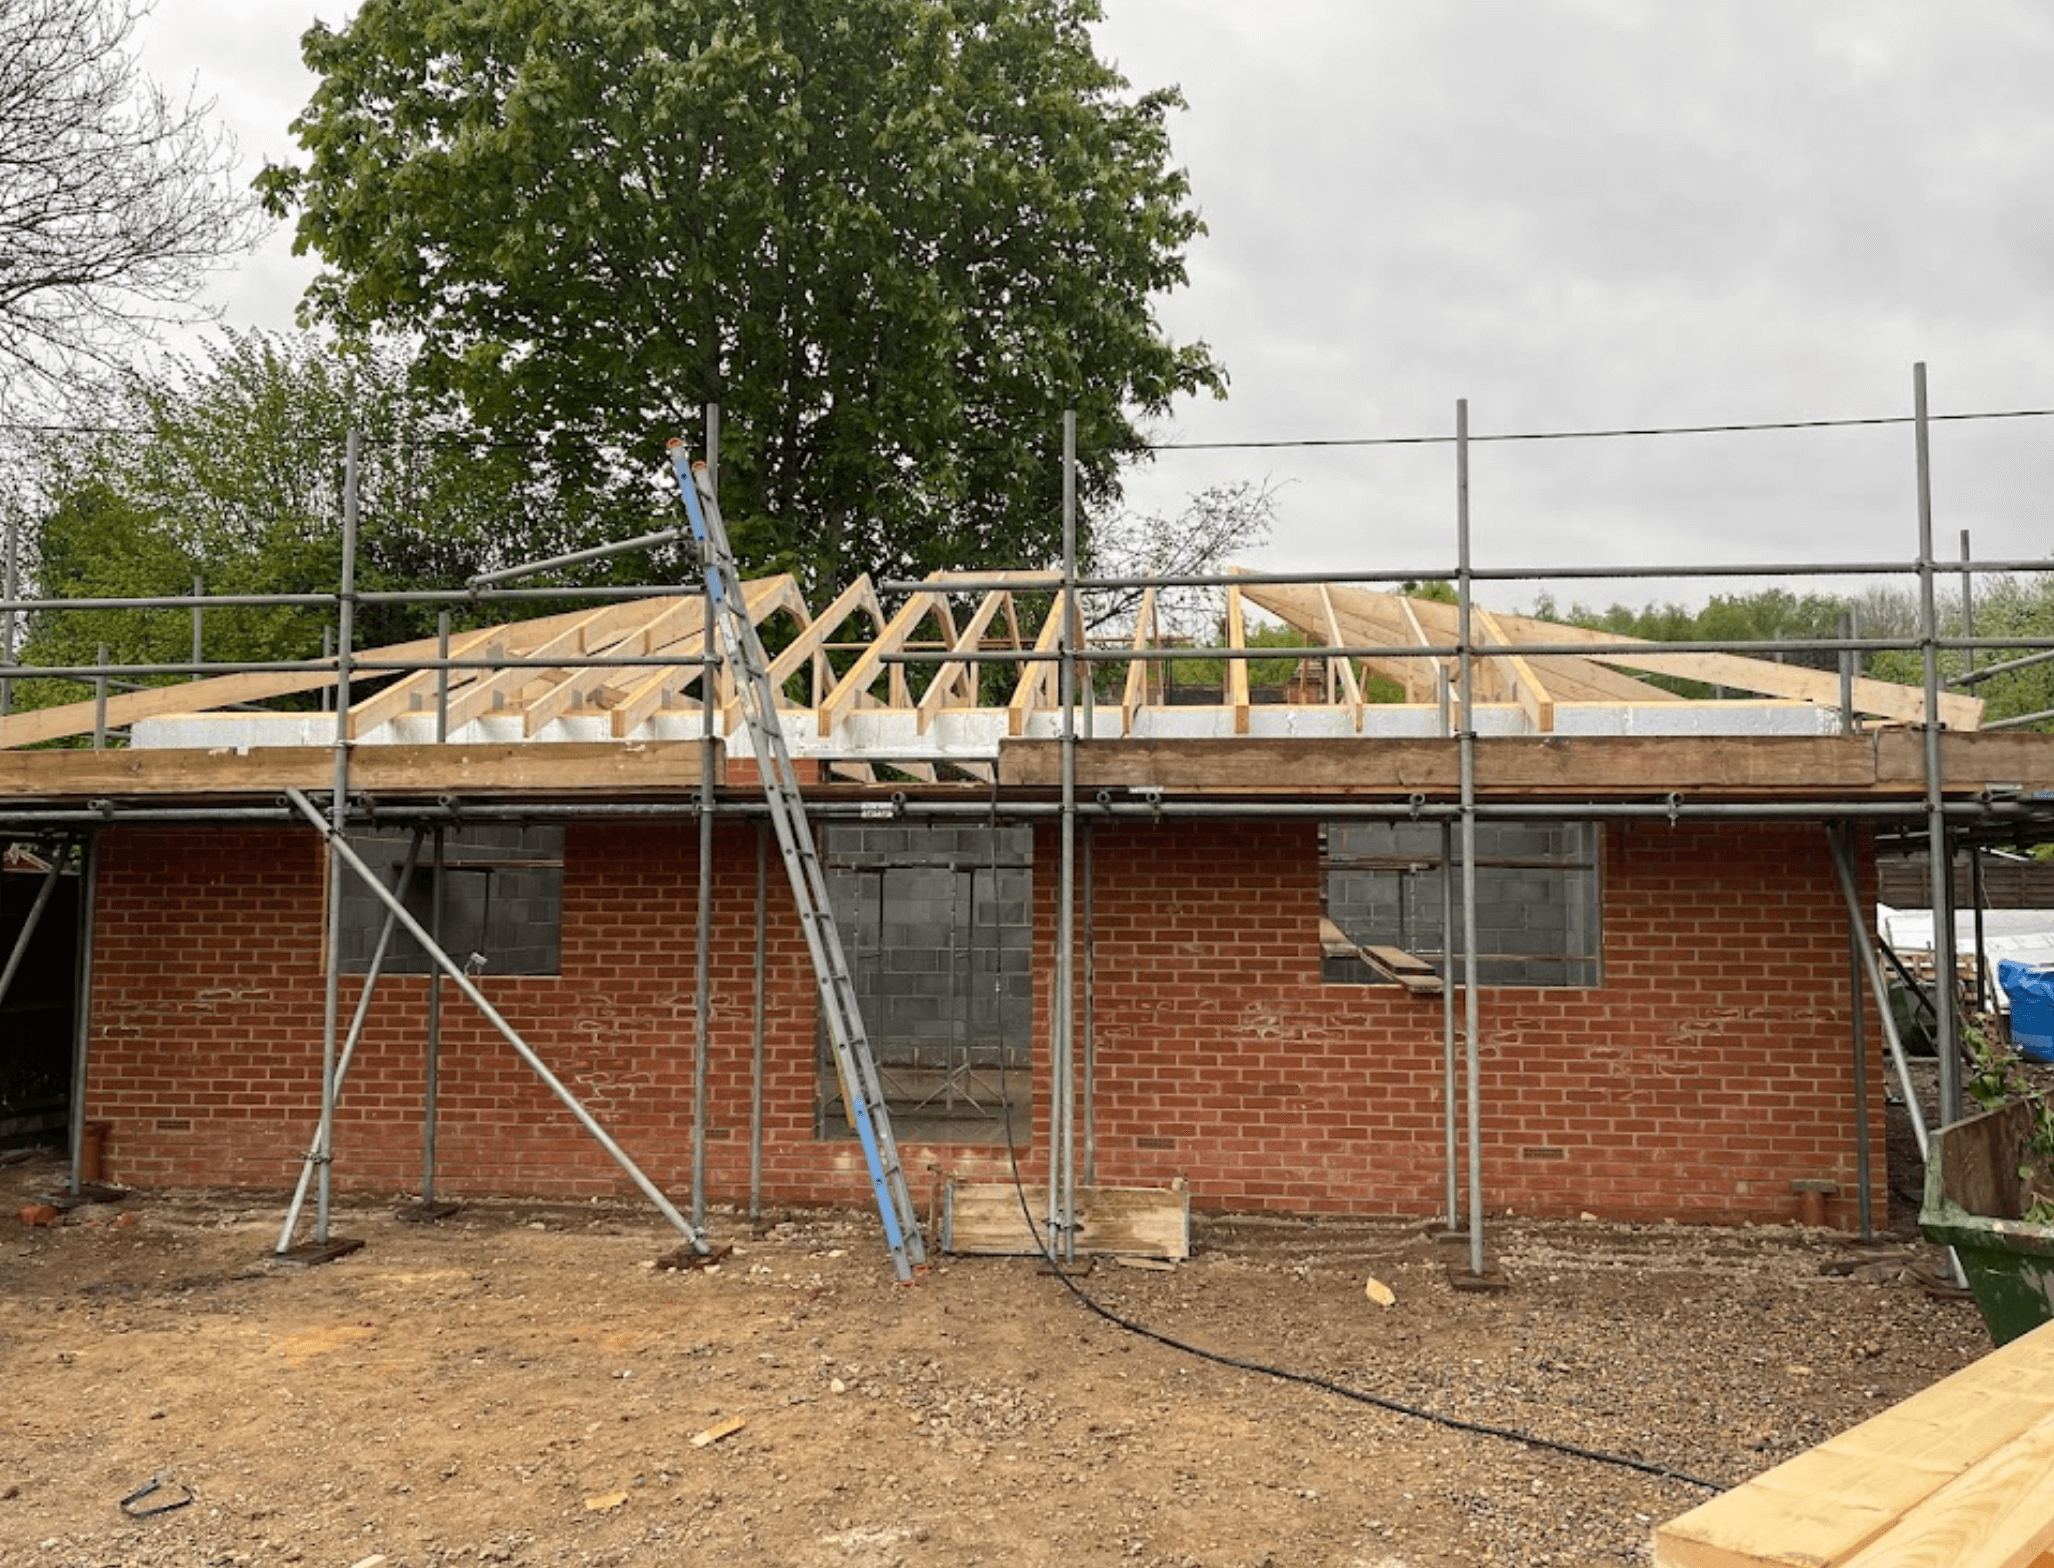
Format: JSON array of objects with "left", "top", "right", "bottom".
[
  {"left": 0, "top": 0, "right": 262, "bottom": 414},
  {"left": 1085, "top": 476, "right": 1282, "bottom": 639}
]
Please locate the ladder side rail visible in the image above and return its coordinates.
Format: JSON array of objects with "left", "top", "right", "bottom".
[
  {"left": 677, "top": 459, "right": 924, "bottom": 1184},
  {"left": 667, "top": 441, "right": 926, "bottom": 1275},
  {"left": 707, "top": 581, "right": 925, "bottom": 1268},
  {"left": 746, "top": 698, "right": 927, "bottom": 1267},
  {"left": 750, "top": 721, "right": 927, "bottom": 1258}
]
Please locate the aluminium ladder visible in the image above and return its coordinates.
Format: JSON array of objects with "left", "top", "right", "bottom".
[{"left": 667, "top": 440, "right": 927, "bottom": 1282}]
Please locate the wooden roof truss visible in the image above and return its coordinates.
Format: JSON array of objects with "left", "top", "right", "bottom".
[{"left": 0, "top": 567, "right": 1986, "bottom": 761}]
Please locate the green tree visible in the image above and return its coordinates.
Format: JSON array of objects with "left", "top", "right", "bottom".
[
  {"left": 1966, "top": 576, "right": 2054, "bottom": 728},
  {"left": 1867, "top": 574, "right": 2054, "bottom": 730},
  {"left": 17, "top": 331, "right": 599, "bottom": 710},
  {"left": 1692, "top": 588, "right": 1849, "bottom": 672},
  {"left": 1533, "top": 579, "right": 2054, "bottom": 729},
  {"left": 257, "top": 0, "right": 1224, "bottom": 596}
]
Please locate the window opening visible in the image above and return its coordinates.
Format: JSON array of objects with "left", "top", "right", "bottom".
[
  {"left": 339, "top": 824, "right": 563, "bottom": 977},
  {"left": 1323, "top": 820, "right": 1600, "bottom": 987},
  {"left": 817, "top": 822, "right": 1033, "bottom": 1144}
]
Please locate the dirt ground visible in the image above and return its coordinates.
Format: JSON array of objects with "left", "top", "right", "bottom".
[{"left": 0, "top": 1142, "right": 1998, "bottom": 1568}]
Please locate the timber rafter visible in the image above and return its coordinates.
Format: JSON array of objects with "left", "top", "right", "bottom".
[{"left": 0, "top": 568, "right": 2004, "bottom": 790}]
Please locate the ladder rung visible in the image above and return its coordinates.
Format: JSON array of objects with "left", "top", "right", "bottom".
[{"left": 668, "top": 440, "right": 926, "bottom": 1282}]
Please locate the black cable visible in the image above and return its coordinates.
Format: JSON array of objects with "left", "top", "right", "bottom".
[
  {"left": 1032, "top": 1241, "right": 1729, "bottom": 1494},
  {"left": 1145, "top": 405, "right": 2054, "bottom": 452},
  {"left": 10, "top": 401, "right": 2054, "bottom": 453},
  {"left": 979, "top": 788, "right": 1724, "bottom": 1495}
]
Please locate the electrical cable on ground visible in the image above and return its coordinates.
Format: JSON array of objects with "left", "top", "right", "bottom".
[
  {"left": 978, "top": 780, "right": 1726, "bottom": 1498},
  {"left": 1024, "top": 1213, "right": 1729, "bottom": 1495}
]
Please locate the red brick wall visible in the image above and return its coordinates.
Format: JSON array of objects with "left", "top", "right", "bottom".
[
  {"left": 89, "top": 822, "right": 892, "bottom": 1208},
  {"left": 84, "top": 816, "right": 1885, "bottom": 1229},
  {"left": 1071, "top": 819, "right": 1884, "bottom": 1230}
]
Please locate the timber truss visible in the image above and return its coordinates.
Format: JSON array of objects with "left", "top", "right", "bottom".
[{"left": 0, "top": 571, "right": 1992, "bottom": 788}]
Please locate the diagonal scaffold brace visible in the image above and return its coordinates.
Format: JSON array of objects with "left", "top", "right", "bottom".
[
  {"left": 280, "top": 787, "right": 716, "bottom": 1258},
  {"left": 666, "top": 438, "right": 928, "bottom": 1283}
]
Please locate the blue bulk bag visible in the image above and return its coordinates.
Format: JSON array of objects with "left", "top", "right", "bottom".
[{"left": 1999, "top": 958, "right": 2054, "bottom": 1063}]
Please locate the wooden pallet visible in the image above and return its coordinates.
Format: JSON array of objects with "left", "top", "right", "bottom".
[
  {"left": 1654, "top": 1317, "right": 2054, "bottom": 1566},
  {"left": 942, "top": 1182, "right": 1189, "bottom": 1261}
]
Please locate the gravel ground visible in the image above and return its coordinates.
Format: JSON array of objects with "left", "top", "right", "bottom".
[{"left": 0, "top": 1136, "right": 2000, "bottom": 1568}]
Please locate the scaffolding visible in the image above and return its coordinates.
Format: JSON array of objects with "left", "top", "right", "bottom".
[{"left": 2, "top": 365, "right": 2051, "bottom": 1274}]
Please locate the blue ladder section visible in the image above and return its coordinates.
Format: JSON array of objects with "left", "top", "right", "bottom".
[{"left": 667, "top": 440, "right": 927, "bottom": 1282}]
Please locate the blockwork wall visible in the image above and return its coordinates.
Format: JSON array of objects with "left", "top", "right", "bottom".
[{"left": 83, "top": 816, "right": 1883, "bottom": 1228}]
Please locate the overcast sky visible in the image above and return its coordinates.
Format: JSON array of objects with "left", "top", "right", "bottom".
[{"left": 134, "top": 1, "right": 2054, "bottom": 612}]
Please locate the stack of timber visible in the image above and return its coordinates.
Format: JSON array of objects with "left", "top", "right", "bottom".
[{"left": 1653, "top": 1317, "right": 2054, "bottom": 1566}]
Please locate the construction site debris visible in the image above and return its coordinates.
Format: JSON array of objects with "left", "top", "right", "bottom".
[
  {"left": 1819, "top": 1247, "right": 1914, "bottom": 1278},
  {"left": 2, "top": 1178, "right": 1998, "bottom": 1568},
  {"left": 690, "top": 1417, "right": 747, "bottom": 1449},
  {"left": 116, "top": 1472, "right": 193, "bottom": 1519},
  {"left": 654, "top": 1242, "right": 734, "bottom": 1271}
]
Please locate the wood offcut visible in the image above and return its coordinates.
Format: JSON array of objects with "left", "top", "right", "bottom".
[{"left": 1320, "top": 918, "right": 1442, "bottom": 993}]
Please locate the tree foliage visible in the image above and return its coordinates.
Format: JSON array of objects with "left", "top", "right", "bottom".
[
  {"left": 0, "top": 0, "right": 258, "bottom": 411},
  {"left": 1864, "top": 574, "right": 2054, "bottom": 727},
  {"left": 257, "top": 0, "right": 1224, "bottom": 595},
  {"left": 1534, "top": 581, "right": 2054, "bottom": 726},
  {"left": 17, "top": 332, "right": 604, "bottom": 708}
]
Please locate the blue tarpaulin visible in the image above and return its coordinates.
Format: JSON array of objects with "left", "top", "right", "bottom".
[{"left": 2000, "top": 959, "right": 2054, "bottom": 1063}]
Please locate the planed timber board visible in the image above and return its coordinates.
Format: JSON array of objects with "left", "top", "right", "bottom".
[
  {"left": 1654, "top": 1318, "right": 2054, "bottom": 1567},
  {"left": 0, "top": 740, "right": 714, "bottom": 800},
  {"left": 943, "top": 1182, "right": 1190, "bottom": 1261},
  {"left": 1001, "top": 733, "right": 2054, "bottom": 797}
]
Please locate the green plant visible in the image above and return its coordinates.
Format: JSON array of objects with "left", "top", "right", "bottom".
[
  {"left": 258, "top": 0, "right": 1226, "bottom": 596},
  {"left": 1964, "top": 1016, "right": 2054, "bottom": 1223}
]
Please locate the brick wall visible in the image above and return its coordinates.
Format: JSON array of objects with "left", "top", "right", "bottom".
[
  {"left": 84, "top": 816, "right": 1885, "bottom": 1229},
  {"left": 1072, "top": 819, "right": 1883, "bottom": 1229}
]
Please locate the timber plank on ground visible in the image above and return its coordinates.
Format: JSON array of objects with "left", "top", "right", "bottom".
[
  {"left": 1653, "top": 1318, "right": 2054, "bottom": 1567},
  {"left": 943, "top": 1183, "right": 1189, "bottom": 1261}
]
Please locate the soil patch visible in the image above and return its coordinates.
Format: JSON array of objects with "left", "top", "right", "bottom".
[{"left": 0, "top": 1156, "right": 1995, "bottom": 1567}]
